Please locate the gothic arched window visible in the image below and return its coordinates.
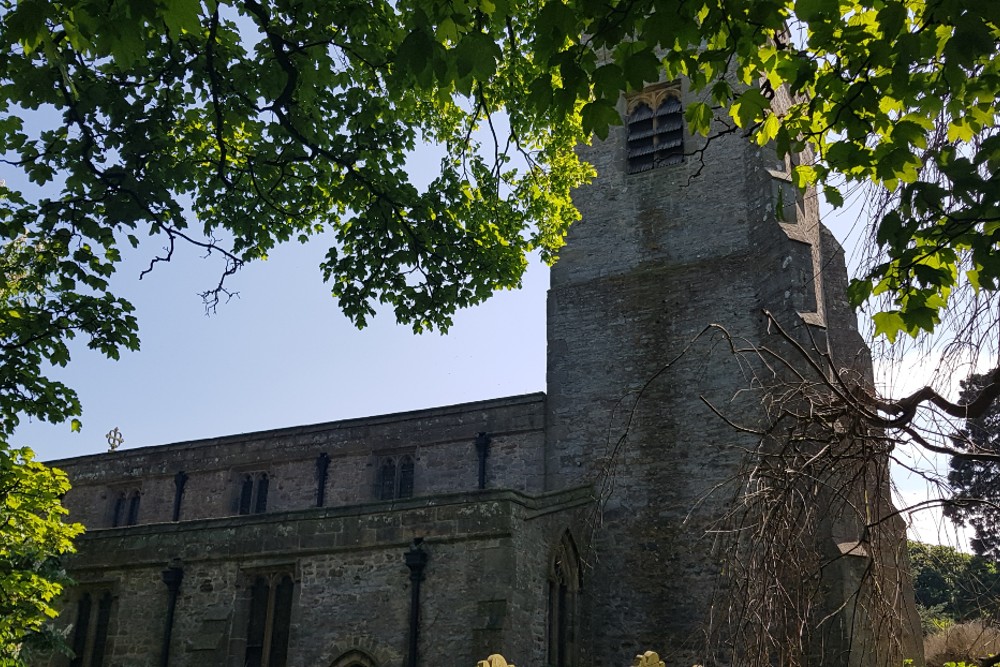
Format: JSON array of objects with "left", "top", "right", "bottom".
[
  {"left": 111, "top": 489, "right": 141, "bottom": 527},
  {"left": 330, "top": 649, "right": 379, "bottom": 667},
  {"left": 398, "top": 455, "right": 415, "bottom": 499},
  {"left": 378, "top": 458, "right": 397, "bottom": 500},
  {"left": 69, "top": 593, "right": 91, "bottom": 665},
  {"left": 239, "top": 474, "right": 255, "bottom": 514},
  {"left": 626, "top": 85, "right": 684, "bottom": 173},
  {"left": 126, "top": 490, "right": 141, "bottom": 526},
  {"left": 547, "top": 532, "right": 581, "bottom": 667},
  {"left": 255, "top": 474, "right": 270, "bottom": 513},
  {"left": 244, "top": 572, "right": 295, "bottom": 667},
  {"left": 111, "top": 493, "right": 126, "bottom": 528},
  {"left": 376, "top": 454, "right": 417, "bottom": 500},
  {"left": 239, "top": 472, "right": 270, "bottom": 515},
  {"left": 69, "top": 589, "right": 114, "bottom": 667}
]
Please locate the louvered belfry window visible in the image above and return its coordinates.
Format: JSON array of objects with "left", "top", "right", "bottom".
[{"left": 626, "top": 85, "right": 684, "bottom": 173}]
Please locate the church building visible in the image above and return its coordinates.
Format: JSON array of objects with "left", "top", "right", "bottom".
[{"left": 43, "top": 80, "right": 921, "bottom": 667}]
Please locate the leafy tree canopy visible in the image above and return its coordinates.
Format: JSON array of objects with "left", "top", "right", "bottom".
[
  {"left": 0, "top": 229, "right": 83, "bottom": 665},
  {"left": 909, "top": 540, "right": 1000, "bottom": 631},
  {"left": 2, "top": 0, "right": 998, "bottom": 435},
  {"left": 1, "top": 0, "right": 598, "bottom": 435},
  {"left": 948, "top": 373, "right": 1000, "bottom": 561},
  {"left": 0, "top": 447, "right": 82, "bottom": 664}
]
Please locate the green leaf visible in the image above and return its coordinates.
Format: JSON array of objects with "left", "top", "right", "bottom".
[
  {"left": 454, "top": 32, "right": 500, "bottom": 81},
  {"left": 581, "top": 100, "right": 620, "bottom": 140},
  {"left": 948, "top": 117, "right": 977, "bottom": 143},
  {"left": 591, "top": 63, "right": 625, "bottom": 101},
  {"left": 892, "top": 120, "right": 929, "bottom": 149},
  {"left": 823, "top": 185, "right": 844, "bottom": 208},
  {"left": 794, "top": 0, "right": 836, "bottom": 22},
  {"left": 875, "top": 210, "right": 906, "bottom": 248},
  {"left": 684, "top": 101, "right": 713, "bottom": 136},
  {"left": 758, "top": 113, "right": 780, "bottom": 144},
  {"left": 396, "top": 28, "right": 434, "bottom": 80},
  {"left": 872, "top": 310, "right": 906, "bottom": 342},
  {"left": 730, "top": 88, "right": 770, "bottom": 129},
  {"left": 791, "top": 164, "right": 818, "bottom": 188},
  {"left": 622, "top": 47, "right": 660, "bottom": 90},
  {"left": 900, "top": 305, "right": 940, "bottom": 334},
  {"left": 967, "top": 268, "right": 981, "bottom": 292},
  {"left": 161, "top": 0, "right": 203, "bottom": 38},
  {"left": 847, "top": 278, "right": 873, "bottom": 307},
  {"left": 535, "top": 0, "right": 577, "bottom": 58},
  {"left": 878, "top": 2, "right": 906, "bottom": 39},
  {"left": 527, "top": 75, "right": 554, "bottom": 112}
]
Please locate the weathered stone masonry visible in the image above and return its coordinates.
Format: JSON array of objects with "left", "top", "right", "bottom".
[
  {"left": 45, "top": 80, "right": 920, "bottom": 667},
  {"left": 58, "top": 394, "right": 548, "bottom": 528},
  {"left": 47, "top": 394, "right": 595, "bottom": 667}
]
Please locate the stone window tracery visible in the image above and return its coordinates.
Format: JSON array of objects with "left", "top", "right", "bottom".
[
  {"left": 238, "top": 472, "right": 270, "bottom": 515},
  {"left": 377, "top": 458, "right": 396, "bottom": 500},
  {"left": 110, "top": 489, "right": 141, "bottom": 527},
  {"left": 547, "top": 531, "right": 581, "bottom": 667},
  {"left": 330, "top": 649, "right": 380, "bottom": 667},
  {"left": 244, "top": 572, "right": 295, "bottom": 667},
  {"left": 626, "top": 84, "right": 684, "bottom": 173},
  {"left": 69, "top": 589, "right": 114, "bottom": 667},
  {"left": 399, "top": 455, "right": 415, "bottom": 498},
  {"left": 376, "top": 454, "right": 415, "bottom": 500}
]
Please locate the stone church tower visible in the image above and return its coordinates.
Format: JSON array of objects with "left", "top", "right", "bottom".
[
  {"left": 546, "top": 80, "right": 921, "bottom": 666},
  {"left": 40, "top": 81, "right": 920, "bottom": 667}
]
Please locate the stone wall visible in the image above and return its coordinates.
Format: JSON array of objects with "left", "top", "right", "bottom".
[
  {"left": 53, "top": 394, "right": 546, "bottom": 530},
  {"left": 44, "top": 488, "right": 591, "bottom": 667},
  {"left": 544, "top": 78, "right": 917, "bottom": 667},
  {"left": 546, "top": 80, "right": 783, "bottom": 664}
]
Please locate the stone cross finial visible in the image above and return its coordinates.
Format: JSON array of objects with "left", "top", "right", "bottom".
[{"left": 106, "top": 427, "right": 124, "bottom": 451}]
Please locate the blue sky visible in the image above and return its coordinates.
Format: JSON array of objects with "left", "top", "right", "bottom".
[{"left": 13, "top": 230, "right": 550, "bottom": 461}]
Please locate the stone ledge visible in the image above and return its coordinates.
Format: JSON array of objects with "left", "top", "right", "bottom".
[
  {"left": 69, "top": 486, "right": 593, "bottom": 571},
  {"left": 50, "top": 392, "right": 547, "bottom": 470}
]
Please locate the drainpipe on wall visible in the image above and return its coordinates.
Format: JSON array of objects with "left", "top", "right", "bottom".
[
  {"left": 160, "top": 559, "right": 184, "bottom": 667},
  {"left": 404, "top": 538, "right": 428, "bottom": 667},
  {"left": 475, "top": 432, "right": 491, "bottom": 490}
]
